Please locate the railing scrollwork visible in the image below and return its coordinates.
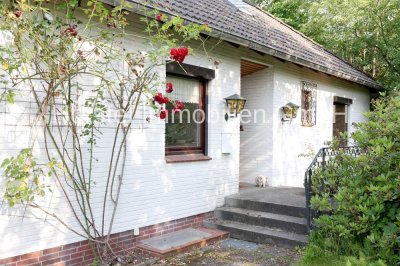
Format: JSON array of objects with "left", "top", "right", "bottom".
[{"left": 304, "top": 146, "right": 362, "bottom": 232}]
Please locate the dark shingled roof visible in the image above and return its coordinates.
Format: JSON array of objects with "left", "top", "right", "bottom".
[{"left": 126, "top": 0, "right": 381, "bottom": 90}]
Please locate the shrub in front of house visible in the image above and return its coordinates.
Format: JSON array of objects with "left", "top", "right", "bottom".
[{"left": 306, "top": 92, "right": 400, "bottom": 265}]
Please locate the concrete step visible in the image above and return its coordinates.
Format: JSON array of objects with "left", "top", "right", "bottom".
[
  {"left": 225, "top": 197, "right": 307, "bottom": 218},
  {"left": 204, "top": 219, "right": 308, "bottom": 248},
  {"left": 214, "top": 207, "right": 307, "bottom": 234}
]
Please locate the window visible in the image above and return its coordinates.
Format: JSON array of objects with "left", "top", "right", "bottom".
[
  {"left": 333, "top": 96, "right": 353, "bottom": 147},
  {"left": 301, "top": 81, "right": 317, "bottom": 127},
  {"left": 165, "top": 75, "right": 206, "bottom": 155}
]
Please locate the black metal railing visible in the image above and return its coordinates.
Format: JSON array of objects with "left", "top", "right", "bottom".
[{"left": 304, "top": 146, "right": 363, "bottom": 232}]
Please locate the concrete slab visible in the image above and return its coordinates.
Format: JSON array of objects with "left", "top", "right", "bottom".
[
  {"left": 136, "top": 227, "right": 229, "bottom": 257},
  {"left": 232, "top": 186, "right": 306, "bottom": 208},
  {"left": 141, "top": 228, "right": 211, "bottom": 250}
]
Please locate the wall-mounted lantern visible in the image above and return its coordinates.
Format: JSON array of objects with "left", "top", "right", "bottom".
[
  {"left": 281, "top": 102, "right": 299, "bottom": 122},
  {"left": 225, "top": 94, "right": 247, "bottom": 121}
]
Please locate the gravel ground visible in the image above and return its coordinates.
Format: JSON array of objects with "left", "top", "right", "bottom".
[{"left": 131, "top": 239, "right": 301, "bottom": 266}]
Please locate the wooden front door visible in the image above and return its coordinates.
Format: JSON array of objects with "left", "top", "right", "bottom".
[{"left": 333, "top": 102, "right": 348, "bottom": 146}]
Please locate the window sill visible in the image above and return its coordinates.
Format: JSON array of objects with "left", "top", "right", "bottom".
[{"left": 165, "top": 154, "right": 212, "bottom": 163}]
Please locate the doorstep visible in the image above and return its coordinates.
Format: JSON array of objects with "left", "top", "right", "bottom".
[{"left": 135, "top": 227, "right": 229, "bottom": 257}]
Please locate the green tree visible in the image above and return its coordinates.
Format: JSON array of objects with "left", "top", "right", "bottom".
[
  {"left": 302, "top": 0, "right": 400, "bottom": 90},
  {"left": 252, "top": 0, "right": 400, "bottom": 91},
  {"left": 252, "top": 0, "right": 310, "bottom": 30}
]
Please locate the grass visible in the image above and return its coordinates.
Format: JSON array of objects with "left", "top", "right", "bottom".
[{"left": 296, "top": 244, "right": 387, "bottom": 266}]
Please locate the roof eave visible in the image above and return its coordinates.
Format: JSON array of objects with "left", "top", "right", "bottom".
[
  {"left": 211, "top": 30, "right": 382, "bottom": 91},
  {"left": 103, "top": 0, "right": 382, "bottom": 91}
]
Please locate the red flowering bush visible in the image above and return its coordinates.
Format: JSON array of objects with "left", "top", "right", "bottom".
[
  {"left": 159, "top": 108, "right": 168, "bottom": 119},
  {"left": 155, "top": 13, "right": 166, "bottom": 22},
  {"left": 14, "top": 10, "right": 22, "bottom": 18},
  {"left": 61, "top": 25, "right": 78, "bottom": 37},
  {"left": 154, "top": 90, "right": 184, "bottom": 118},
  {"left": 0, "top": 1, "right": 213, "bottom": 262},
  {"left": 173, "top": 100, "right": 185, "bottom": 113},
  {"left": 155, "top": 98, "right": 184, "bottom": 119},
  {"left": 153, "top": 92, "right": 163, "bottom": 104},
  {"left": 153, "top": 92, "right": 169, "bottom": 104},
  {"left": 170, "top": 47, "right": 189, "bottom": 64},
  {"left": 166, "top": 82, "right": 173, "bottom": 93},
  {"left": 146, "top": 11, "right": 211, "bottom": 120}
]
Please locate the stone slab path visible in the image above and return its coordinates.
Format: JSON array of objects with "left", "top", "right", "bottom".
[{"left": 132, "top": 238, "right": 301, "bottom": 266}]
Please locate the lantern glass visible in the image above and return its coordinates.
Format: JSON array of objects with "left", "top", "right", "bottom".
[
  {"left": 237, "top": 99, "right": 246, "bottom": 113},
  {"left": 281, "top": 102, "right": 300, "bottom": 121},
  {"left": 282, "top": 106, "right": 293, "bottom": 119},
  {"left": 291, "top": 106, "right": 299, "bottom": 118},
  {"left": 226, "top": 99, "right": 237, "bottom": 114},
  {"left": 225, "top": 94, "right": 247, "bottom": 119}
]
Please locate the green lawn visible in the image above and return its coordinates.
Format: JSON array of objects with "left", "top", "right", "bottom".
[{"left": 296, "top": 244, "right": 387, "bottom": 266}]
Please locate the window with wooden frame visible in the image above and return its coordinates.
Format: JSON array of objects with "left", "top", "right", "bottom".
[{"left": 165, "top": 74, "right": 206, "bottom": 156}]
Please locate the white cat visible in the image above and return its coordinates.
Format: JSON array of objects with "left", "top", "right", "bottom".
[{"left": 255, "top": 175, "right": 268, "bottom": 188}]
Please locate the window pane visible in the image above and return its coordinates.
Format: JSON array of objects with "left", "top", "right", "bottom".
[
  {"left": 166, "top": 76, "right": 200, "bottom": 103},
  {"left": 166, "top": 76, "right": 202, "bottom": 148}
]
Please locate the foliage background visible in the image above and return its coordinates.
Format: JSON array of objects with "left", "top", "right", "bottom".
[
  {"left": 251, "top": 0, "right": 400, "bottom": 91},
  {"left": 305, "top": 92, "right": 400, "bottom": 265}
]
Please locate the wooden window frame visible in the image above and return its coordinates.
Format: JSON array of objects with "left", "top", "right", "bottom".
[
  {"left": 333, "top": 97, "right": 352, "bottom": 147},
  {"left": 165, "top": 74, "right": 208, "bottom": 156}
]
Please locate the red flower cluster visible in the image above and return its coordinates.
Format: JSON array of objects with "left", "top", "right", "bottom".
[
  {"left": 61, "top": 25, "right": 78, "bottom": 37},
  {"left": 159, "top": 108, "right": 168, "bottom": 120},
  {"left": 154, "top": 92, "right": 169, "bottom": 105},
  {"left": 14, "top": 10, "right": 22, "bottom": 18},
  {"left": 156, "top": 13, "right": 165, "bottom": 22},
  {"left": 166, "top": 82, "right": 173, "bottom": 93},
  {"left": 170, "top": 47, "right": 189, "bottom": 64},
  {"left": 173, "top": 100, "right": 185, "bottom": 113},
  {"left": 155, "top": 82, "right": 183, "bottom": 119}
]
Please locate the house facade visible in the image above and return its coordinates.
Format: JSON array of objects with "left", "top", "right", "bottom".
[{"left": 0, "top": 0, "right": 379, "bottom": 264}]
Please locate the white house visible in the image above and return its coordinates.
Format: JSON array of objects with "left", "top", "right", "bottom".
[{"left": 0, "top": 0, "right": 380, "bottom": 264}]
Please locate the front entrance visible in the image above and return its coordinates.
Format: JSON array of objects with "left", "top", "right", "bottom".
[{"left": 239, "top": 59, "right": 272, "bottom": 185}]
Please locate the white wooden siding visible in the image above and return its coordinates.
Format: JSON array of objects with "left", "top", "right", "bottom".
[
  {"left": 237, "top": 47, "right": 370, "bottom": 187},
  {"left": 0, "top": 17, "right": 241, "bottom": 259},
  {"left": 270, "top": 62, "right": 370, "bottom": 187},
  {"left": 239, "top": 68, "right": 274, "bottom": 184}
]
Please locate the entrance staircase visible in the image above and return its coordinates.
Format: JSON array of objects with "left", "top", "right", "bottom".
[{"left": 204, "top": 186, "right": 308, "bottom": 247}]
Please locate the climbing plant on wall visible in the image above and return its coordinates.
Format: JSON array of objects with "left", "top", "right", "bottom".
[{"left": 0, "top": 0, "right": 212, "bottom": 263}]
